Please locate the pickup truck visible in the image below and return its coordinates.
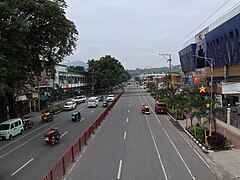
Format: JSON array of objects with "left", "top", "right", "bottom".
[{"left": 155, "top": 102, "right": 168, "bottom": 114}]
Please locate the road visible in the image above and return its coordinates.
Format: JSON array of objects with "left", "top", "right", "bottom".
[
  {"left": 63, "top": 84, "right": 232, "bottom": 180},
  {"left": 0, "top": 85, "right": 233, "bottom": 180},
  {"left": 0, "top": 97, "right": 108, "bottom": 180}
]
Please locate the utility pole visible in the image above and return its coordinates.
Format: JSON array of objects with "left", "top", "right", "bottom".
[{"left": 159, "top": 53, "right": 172, "bottom": 88}]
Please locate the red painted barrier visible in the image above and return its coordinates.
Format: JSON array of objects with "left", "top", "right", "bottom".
[{"left": 42, "top": 90, "right": 125, "bottom": 180}]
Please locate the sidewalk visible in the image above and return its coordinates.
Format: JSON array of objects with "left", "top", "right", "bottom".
[{"left": 178, "top": 118, "right": 240, "bottom": 179}]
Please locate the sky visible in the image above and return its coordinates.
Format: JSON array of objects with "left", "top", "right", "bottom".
[{"left": 64, "top": 0, "right": 240, "bottom": 70}]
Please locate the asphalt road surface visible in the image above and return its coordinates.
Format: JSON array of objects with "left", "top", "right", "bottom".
[
  {"left": 0, "top": 97, "right": 109, "bottom": 180},
  {"left": 63, "top": 84, "right": 233, "bottom": 180}
]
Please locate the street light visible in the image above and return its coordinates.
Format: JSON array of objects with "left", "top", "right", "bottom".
[
  {"left": 193, "top": 55, "right": 213, "bottom": 136},
  {"left": 159, "top": 53, "right": 172, "bottom": 87}
]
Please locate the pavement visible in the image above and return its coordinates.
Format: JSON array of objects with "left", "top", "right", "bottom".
[
  {"left": 178, "top": 118, "right": 240, "bottom": 179},
  {"left": 27, "top": 104, "right": 240, "bottom": 179}
]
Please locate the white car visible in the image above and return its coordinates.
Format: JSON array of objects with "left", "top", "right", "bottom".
[
  {"left": 106, "top": 94, "right": 114, "bottom": 102},
  {"left": 72, "top": 96, "right": 83, "bottom": 104},
  {"left": 72, "top": 95, "right": 87, "bottom": 104},
  {"left": 64, "top": 101, "right": 77, "bottom": 110},
  {"left": 79, "top": 95, "right": 87, "bottom": 102}
]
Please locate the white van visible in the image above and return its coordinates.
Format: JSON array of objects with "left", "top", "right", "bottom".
[
  {"left": 87, "top": 97, "right": 99, "bottom": 108},
  {"left": 0, "top": 118, "right": 24, "bottom": 140}
]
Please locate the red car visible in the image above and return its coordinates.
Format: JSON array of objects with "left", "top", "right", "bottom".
[{"left": 155, "top": 102, "right": 168, "bottom": 114}]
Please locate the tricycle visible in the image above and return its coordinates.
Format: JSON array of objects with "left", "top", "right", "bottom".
[
  {"left": 103, "top": 100, "right": 108, "bottom": 107},
  {"left": 41, "top": 110, "right": 54, "bottom": 122},
  {"left": 44, "top": 128, "right": 61, "bottom": 145},
  {"left": 72, "top": 111, "right": 81, "bottom": 122},
  {"left": 21, "top": 114, "right": 34, "bottom": 130}
]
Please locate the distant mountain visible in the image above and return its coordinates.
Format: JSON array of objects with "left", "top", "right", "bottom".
[
  {"left": 65, "top": 60, "right": 88, "bottom": 69},
  {"left": 127, "top": 65, "right": 182, "bottom": 77}
]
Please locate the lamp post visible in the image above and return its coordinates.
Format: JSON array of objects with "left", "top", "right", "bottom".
[
  {"left": 159, "top": 53, "right": 172, "bottom": 87},
  {"left": 193, "top": 55, "right": 213, "bottom": 136}
]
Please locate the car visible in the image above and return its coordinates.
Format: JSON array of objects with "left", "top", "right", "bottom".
[
  {"left": 64, "top": 101, "right": 77, "bottom": 111},
  {"left": 78, "top": 95, "right": 86, "bottom": 102},
  {"left": 72, "top": 96, "right": 83, "bottom": 104},
  {"left": 87, "top": 97, "right": 99, "bottom": 108},
  {"left": 155, "top": 101, "right": 168, "bottom": 114},
  {"left": 106, "top": 94, "right": 114, "bottom": 102},
  {"left": 0, "top": 118, "right": 24, "bottom": 140}
]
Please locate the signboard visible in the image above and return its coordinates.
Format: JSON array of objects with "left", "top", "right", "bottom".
[{"left": 221, "top": 82, "right": 240, "bottom": 94}]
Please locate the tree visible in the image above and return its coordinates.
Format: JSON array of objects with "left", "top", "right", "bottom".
[
  {"left": 87, "top": 55, "right": 130, "bottom": 90},
  {"left": 0, "top": 0, "right": 78, "bottom": 119}
]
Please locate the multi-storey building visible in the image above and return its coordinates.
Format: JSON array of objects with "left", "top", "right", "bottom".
[{"left": 179, "top": 4, "right": 240, "bottom": 107}]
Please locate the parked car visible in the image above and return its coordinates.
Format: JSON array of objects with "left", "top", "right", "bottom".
[
  {"left": 107, "top": 94, "right": 114, "bottom": 102},
  {"left": 0, "top": 118, "right": 24, "bottom": 140},
  {"left": 155, "top": 101, "right": 168, "bottom": 114},
  {"left": 72, "top": 96, "right": 83, "bottom": 104},
  {"left": 79, "top": 95, "right": 87, "bottom": 102},
  {"left": 64, "top": 101, "right": 77, "bottom": 111}
]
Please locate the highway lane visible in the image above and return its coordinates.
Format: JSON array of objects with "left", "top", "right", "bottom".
[
  {"left": 0, "top": 97, "right": 113, "bottom": 180},
  {"left": 64, "top": 85, "right": 227, "bottom": 180}
]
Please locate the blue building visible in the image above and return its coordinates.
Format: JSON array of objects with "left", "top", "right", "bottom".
[{"left": 179, "top": 6, "right": 240, "bottom": 106}]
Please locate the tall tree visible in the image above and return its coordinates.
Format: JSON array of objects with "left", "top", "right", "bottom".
[
  {"left": 0, "top": 0, "right": 78, "bottom": 119},
  {"left": 87, "top": 55, "right": 130, "bottom": 90}
]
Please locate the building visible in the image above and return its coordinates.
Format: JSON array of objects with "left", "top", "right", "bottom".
[{"left": 179, "top": 4, "right": 240, "bottom": 107}]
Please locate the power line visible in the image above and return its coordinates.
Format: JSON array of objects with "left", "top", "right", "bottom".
[{"left": 165, "top": 0, "right": 230, "bottom": 52}]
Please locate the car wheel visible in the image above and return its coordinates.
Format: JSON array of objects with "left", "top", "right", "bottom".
[
  {"left": 20, "top": 129, "right": 23, "bottom": 135},
  {"left": 9, "top": 135, "right": 12, "bottom": 140}
]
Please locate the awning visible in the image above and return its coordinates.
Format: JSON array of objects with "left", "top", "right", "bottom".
[
  {"left": 16, "top": 95, "right": 28, "bottom": 101},
  {"left": 40, "top": 95, "right": 48, "bottom": 101}
]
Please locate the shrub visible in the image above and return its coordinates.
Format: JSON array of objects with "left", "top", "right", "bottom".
[
  {"left": 50, "top": 104, "right": 64, "bottom": 113},
  {"left": 207, "top": 132, "right": 231, "bottom": 150},
  {"left": 187, "top": 126, "right": 208, "bottom": 144}
]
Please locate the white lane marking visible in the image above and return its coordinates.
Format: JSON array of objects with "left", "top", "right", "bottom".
[
  {"left": 140, "top": 89, "right": 213, "bottom": 175},
  {"left": 0, "top": 123, "right": 49, "bottom": 151},
  {"left": 91, "top": 110, "right": 94, "bottom": 113},
  {"left": 145, "top": 98, "right": 196, "bottom": 180},
  {"left": 61, "top": 131, "right": 68, "bottom": 138},
  {"left": 129, "top": 104, "right": 131, "bottom": 107},
  {"left": 145, "top": 115, "right": 168, "bottom": 180},
  {"left": 123, "top": 131, "right": 127, "bottom": 140},
  {"left": 11, "top": 158, "right": 34, "bottom": 176},
  {"left": 117, "top": 160, "right": 123, "bottom": 179},
  {"left": 128, "top": 110, "right": 130, "bottom": 113},
  {"left": 177, "top": 129, "right": 215, "bottom": 173},
  {"left": 0, "top": 120, "right": 64, "bottom": 159},
  {"left": 126, "top": 118, "right": 128, "bottom": 123},
  {"left": 80, "top": 118, "right": 85, "bottom": 122}
]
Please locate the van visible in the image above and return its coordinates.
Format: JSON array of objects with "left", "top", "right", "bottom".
[
  {"left": 87, "top": 97, "right": 99, "bottom": 108},
  {"left": 0, "top": 118, "right": 24, "bottom": 140}
]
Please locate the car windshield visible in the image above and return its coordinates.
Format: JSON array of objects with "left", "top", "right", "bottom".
[
  {"left": 65, "top": 102, "right": 73, "bottom": 105},
  {"left": 0, "top": 124, "right": 10, "bottom": 130},
  {"left": 157, "top": 104, "right": 166, "bottom": 107}
]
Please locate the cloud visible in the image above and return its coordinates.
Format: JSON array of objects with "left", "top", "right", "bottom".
[{"left": 65, "top": 0, "right": 240, "bottom": 69}]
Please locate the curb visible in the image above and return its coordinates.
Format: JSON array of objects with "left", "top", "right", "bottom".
[
  {"left": 183, "top": 128, "right": 214, "bottom": 153},
  {"left": 53, "top": 109, "right": 63, "bottom": 115}
]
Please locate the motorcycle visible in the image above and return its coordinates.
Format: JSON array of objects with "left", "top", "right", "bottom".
[{"left": 44, "top": 128, "right": 61, "bottom": 145}]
